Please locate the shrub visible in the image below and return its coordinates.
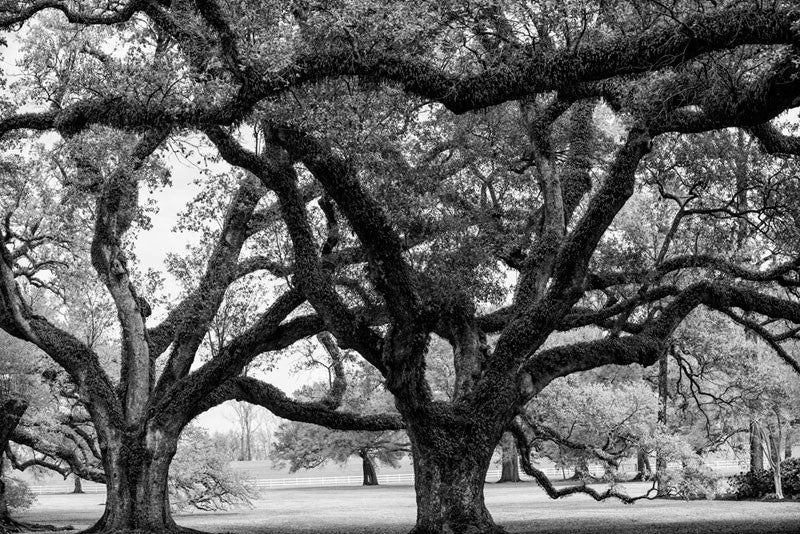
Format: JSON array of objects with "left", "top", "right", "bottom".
[
  {"left": 729, "top": 458, "right": 800, "bottom": 500},
  {"left": 660, "top": 465, "right": 719, "bottom": 500},
  {"left": 729, "top": 469, "right": 773, "bottom": 499},
  {"left": 780, "top": 457, "right": 800, "bottom": 497},
  {"left": 3, "top": 477, "right": 37, "bottom": 511}
]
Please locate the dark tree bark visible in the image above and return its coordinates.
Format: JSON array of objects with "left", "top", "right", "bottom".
[
  {"left": 359, "top": 449, "right": 378, "bottom": 486},
  {"left": 496, "top": 433, "right": 520, "bottom": 483},
  {"left": 404, "top": 414, "right": 506, "bottom": 534},
  {"left": 81, "top": 423, "right": 181, "bottom": 534},
  {"left": 72, "top": 477, "right": 83, "bottom": 495}
]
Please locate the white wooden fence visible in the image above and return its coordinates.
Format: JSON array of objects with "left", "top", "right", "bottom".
[{"left": 28, "top": 459, "right": 748, "bottom": 495}]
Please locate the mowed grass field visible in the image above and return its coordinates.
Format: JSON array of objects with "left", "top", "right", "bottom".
[{"left": 16, "top": 482, "right": 800, "bottom": 534}]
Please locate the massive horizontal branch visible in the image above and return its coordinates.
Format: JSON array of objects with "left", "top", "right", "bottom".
[
  {"left": 0, "top": 7, "right": 795, "bottom": 141},
  {"left": 651, "top": 51, "right": 800, "bottom": 135},
  {"left": 195, "top": 375, "right": 404, "bottom": 431},
  {"left": 271, "top": 7, "right": 800, "bottom": 114},
  {"left": 519, "top": 281, "right": 800, "bottom": 403},
  {"left": 748, "top": 122, "right": 800, "bottom": 157},
  {"left": 0, "top": 0, "right": 142, "bottom": 27},
  {"left": 590, "top": 254, "right": 800, "bottom": 290}
]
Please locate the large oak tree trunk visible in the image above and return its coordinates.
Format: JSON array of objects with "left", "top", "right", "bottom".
[
  {"left": 86, "top": 425, "right": 181, "bottom": 534},
  {"left": 406, "top": 417, "right": 505, "bottom": 534}
]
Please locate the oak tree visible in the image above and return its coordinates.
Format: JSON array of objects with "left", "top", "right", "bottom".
[{"left": 2, "top": 2, "right": 800, "bottom": 534}]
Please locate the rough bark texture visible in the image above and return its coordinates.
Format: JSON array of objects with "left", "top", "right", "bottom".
[
  {"left": 84, "top": 424, "right": 181, "bottom": 534},
  {"left": 405, "top": 410, "right": 507, "bottom": 534}
]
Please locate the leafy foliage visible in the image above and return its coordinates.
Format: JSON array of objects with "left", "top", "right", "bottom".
[
  {"left": 728, "top": 458, "right": 800, "bottom": 500},
  {"left": 169, "top": 424, "right": 257, "bottom": 512},
  {"left": 271, "top": 361, "right": 408, "bottom": 475},
  {"left": 3, "top": 477, "right": 36, "bottom": 512}
]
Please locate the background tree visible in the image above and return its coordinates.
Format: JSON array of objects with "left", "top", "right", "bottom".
[{"left": 272, "top": 355, "right": 410, "bottom": 486}]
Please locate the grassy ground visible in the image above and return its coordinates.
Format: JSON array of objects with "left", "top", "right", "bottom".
[{"left": 15, "top": 482, "right": 800, "bottom": 533}]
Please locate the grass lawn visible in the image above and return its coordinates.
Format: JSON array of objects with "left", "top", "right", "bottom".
[{"left": 15, "top": 482, "right": 800, "bottom": 534}]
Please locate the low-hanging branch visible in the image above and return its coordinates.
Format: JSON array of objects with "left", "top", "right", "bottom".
[
  {"left": 194, "top": 375, "right": 405, "bottom": 432},
  {"left": 509, "top": 420, "right": 658, "bottom": 504}
]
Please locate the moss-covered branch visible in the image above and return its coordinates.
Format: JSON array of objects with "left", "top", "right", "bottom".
[{"left": 195, "top": 376, "right": 404, "bottom": 431}]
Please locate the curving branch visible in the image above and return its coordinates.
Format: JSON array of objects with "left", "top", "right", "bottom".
[
  {"left": 488, "top": 126, "right": 652, "bottom": 380},
  {"left": 748, "top": 122, "right": 800, "bottom": 157},
  {"left": 87, "top": 127, "right": 169, "bottom": 424},
  {"left": 510, "top": 419, "right": 657, "bottom": 504},
  {"left": 194, "top": 375, "right": 404, "bottom": 431},
  {"left": 519, "top": 281, "right": 800, "bottom": 404},
  {"left": 0, "top": 0, "right": 143, "bottom": 27},
  {"left": 9, "top": 426, "right": 106, "bottom": 484},
  {"left": 150, "top": 175, "right": 266, "bottom": 388},
  {"left": 152, "top": 287, "right": 309, "bottom": 421},
  {"left": 590, "top": 254, "right": 800, "bottom": 290},
  {"left": 203, "top": 126, "right": 385, "bottom": 371},
  {"left": 265, "top": 125, "right": 421, "bottom": 326}
]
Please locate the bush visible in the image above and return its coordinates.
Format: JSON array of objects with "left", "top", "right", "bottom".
[
  {"left": 660, "top": 465, "right": 719, "bottom": 500},
  {"left": 169, "top": 424, "right": 257, "bottom": 512},
  {"left": 729, "top": 458, "right": 800, "bottom": 499},
  {"left": 780, "top": 457, "right": 800, "bottom": 496},
  {"left": 729, "top": 469, "right": 774, "bottom": 499},
  {"left": 3, "top": 477, "right": 37, "bottom": 511}
]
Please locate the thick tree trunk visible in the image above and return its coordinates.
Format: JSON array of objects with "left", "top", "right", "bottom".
[
  {"left": 750, "top": 420, "right": 764, "bottom": 472},
  {"left": 86, "top": 425, "right": 183, "bottom": 534},
  {"left": 72, "top": 477, "right": 84, "bottom": 494},
  {"left": 496, "top": 433, "right": 520, "bottom": 483},
  {"left": 406, "top": 417, "right": 505, "bottom": 534},
  {"left": 359, "top": 450, "right": 378, "bottom": 486}
]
